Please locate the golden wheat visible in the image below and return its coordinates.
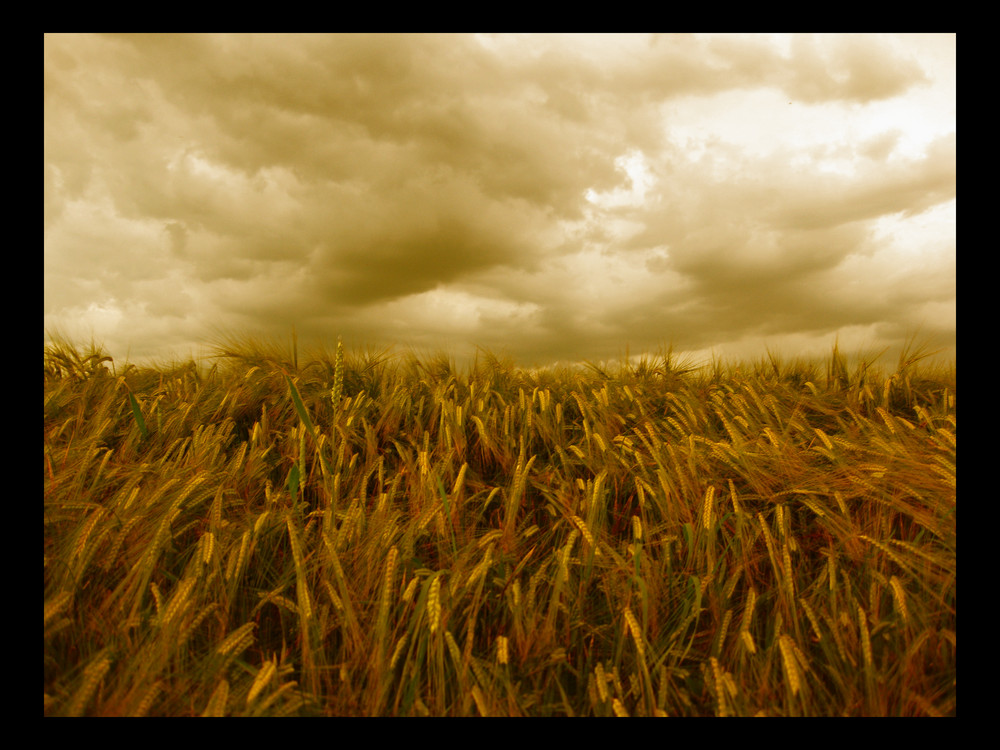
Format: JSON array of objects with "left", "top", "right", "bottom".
[
  {"left": 496, "top": 636, "right": 509, "bottom": 666},
  {"left": 702, "top": 485, "right": 715, "bottom": 530},
  {"left": 858, "top": 604, "right": 873, "bottom": 669},
  {"left": 389, "top": 634, "right": 408, "bottom": 671},
  {"left": 624, "top": 607, "right": 645, "bottom": 662},
  {"left": 778, "top": 634, "right": 802, "bottom": 696},
  {"left": 571, "top": 515, "right": 595, "bottom": 548},
  {"left": 740, "top": 588, "right": 758, "bottom": 654},
  {"left": 427, "top": 574, "right": 442, "bottom": 635},
  {"left": 44, "top": 337, "right": 955, "bottom": 716},
  {"left": 246, "top": 659, "right": 277, "bottom": 707},
  {"left": 444, "top": 629, "right": 462, "bottom": 673},
  {"left": 710, "top": 657, "right": 727, "bottom": 716},
  {"left": 44, "top": 590, "right": 73, "bottom": 628},
  {"left": 216, "top": 622, "right": 256, "bottom": 657},
  {"left": 889, "top": 576, "right": 910, "bottom": 626},
  {"left": 66, "top": 651, "right": 112, "bottom": 717},
  {"left": 162, "top": 576, "right": 197, "bottom": 627},
  {"left": 199, "top": 530, "right": 215, "bottom": 566},
  {"left": 595, "top": 662, "right": 609, "bottom": 703},
  {"left": 402, "top": 576, "right": 419, "bottom": 604},
  {"left": 201, "top": 680, "right": 230, "bottom": 717},
  {"left": 130, "top": 680, "right": 163, "bottom": 717}
]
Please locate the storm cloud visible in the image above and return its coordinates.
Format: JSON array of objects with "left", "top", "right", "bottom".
[{"left": 44, "top": 33, "right": 955, "bottom": 369}]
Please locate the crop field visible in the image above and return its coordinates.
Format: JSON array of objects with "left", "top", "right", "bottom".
[{"left": 43, "top": 334, "right": 956, "bottom": 716}]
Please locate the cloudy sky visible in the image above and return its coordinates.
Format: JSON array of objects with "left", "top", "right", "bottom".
[{"left": 44, "top": 33, "right": 956, "bottom": 370}]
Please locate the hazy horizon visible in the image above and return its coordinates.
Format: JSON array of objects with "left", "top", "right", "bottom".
[{"left": 44, "top": 34, "right": 956, "bottom": 372}]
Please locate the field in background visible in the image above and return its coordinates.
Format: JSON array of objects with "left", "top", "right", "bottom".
[{"left": 44, "top": 334, "right": 956, "bottom": 716}]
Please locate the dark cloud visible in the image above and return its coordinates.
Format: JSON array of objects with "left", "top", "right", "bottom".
[{"left": 44, "top": 33, "right": 955, "bottom": 368}]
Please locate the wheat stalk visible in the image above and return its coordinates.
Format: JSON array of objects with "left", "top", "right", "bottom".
[
  {"left": 427, "top": 574, "right": 442, "bottom": 635},
  {"left": 496, "top": 635, "right": 509, "bottom": 666},
  {"left": 702, "top": 485, "right": 715, "bottom": 530},
  {"left": 66, "top": 651, "right": 113, "bottom": 717},
  {"left": 331, "top": 335, "right": 344, "bottom": 412},
  {"left": 201, "top": 680, "right": 230, "bottom": 717},
  {"left": 246, "top": 659, "right": 277, "bottom": 707},
  {"left": 623, "top": 607, "right": 645, "bottom": 663},
  {"left": 778, "top": 634, "right": 802, "bottom": 696}
]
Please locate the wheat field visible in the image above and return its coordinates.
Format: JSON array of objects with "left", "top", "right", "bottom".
[{"left": 43, "top": 333, "right": 956, "bottom": 716}]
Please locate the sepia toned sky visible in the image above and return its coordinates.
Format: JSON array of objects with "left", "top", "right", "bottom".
[{"left": 44, "top": 33, "right": 956, "bottom": 370}]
